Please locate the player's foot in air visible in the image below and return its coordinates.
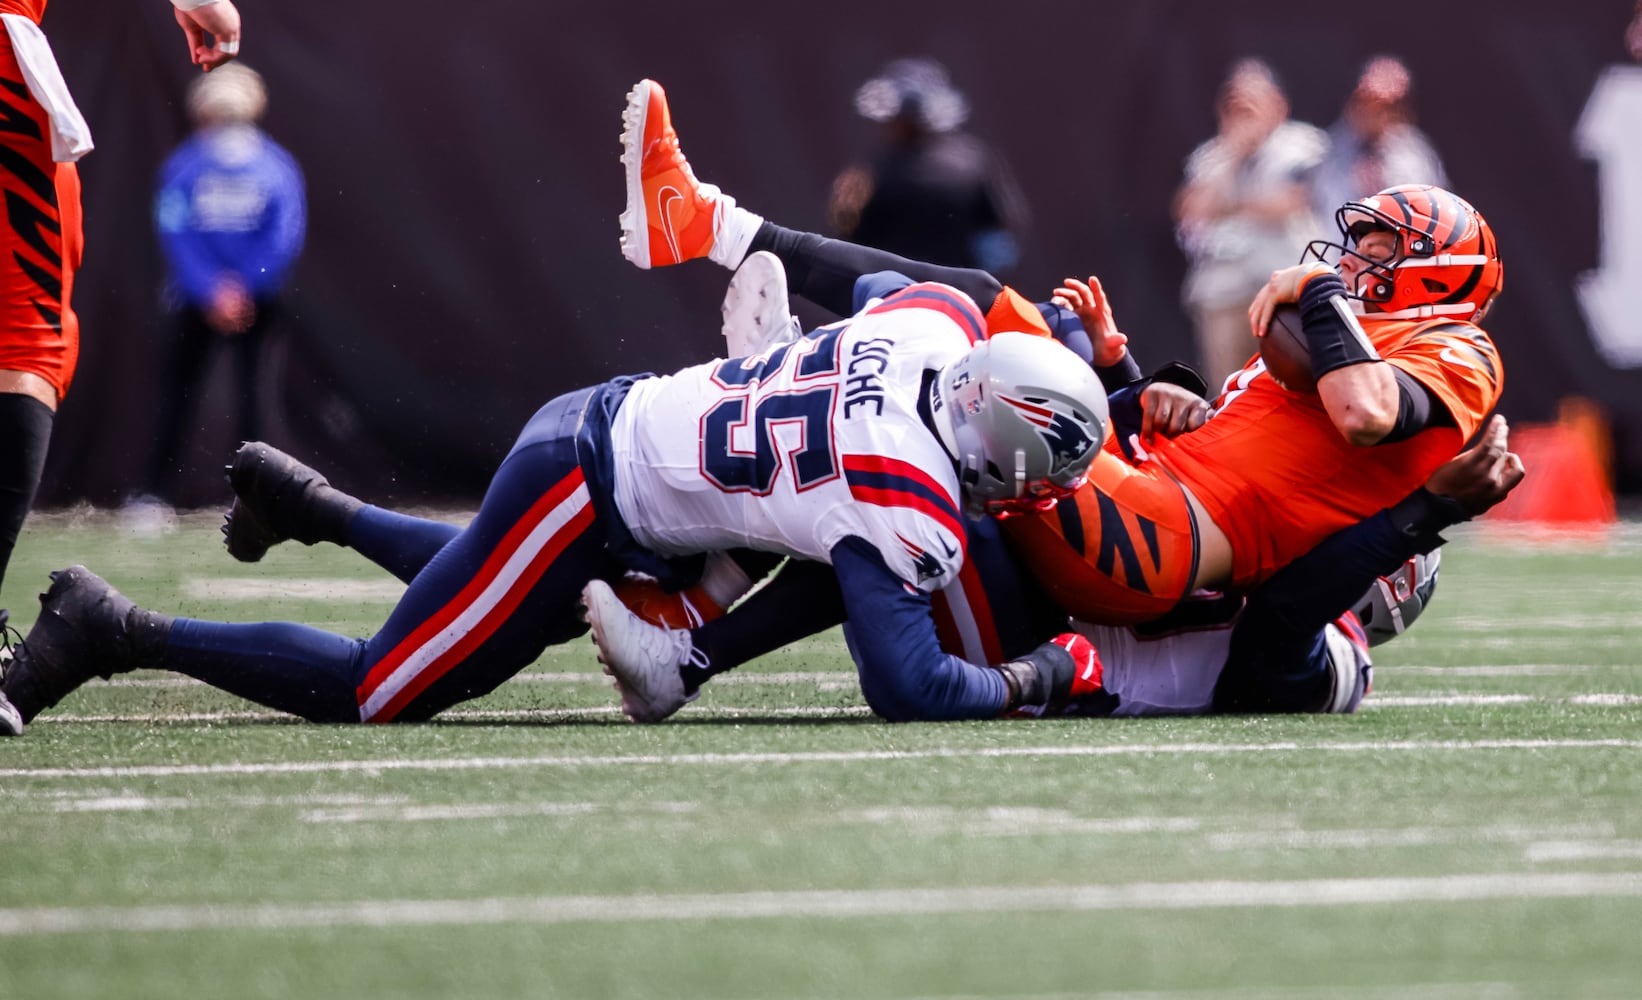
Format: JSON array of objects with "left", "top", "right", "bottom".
[
  {"left": 618, "top": 79, "right": 760, "bottom": 270},
  {"left": 581, "top": 579, "right": 702, "bottom": 723},
  {"left": 721, "top": 250, "right": 800, "bottom": 357},
  {"left": 0, "top": 567, "right": 161, "bottom": 733},
  {"left": 222, "top": 442, "right": 362, "bottom": 563}
]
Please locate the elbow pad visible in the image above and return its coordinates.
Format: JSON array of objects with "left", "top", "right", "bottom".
[{"left": 1377, "top": 368, "right": 1455, "bottom": 444}]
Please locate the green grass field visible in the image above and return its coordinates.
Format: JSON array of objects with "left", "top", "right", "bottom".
[{"left": 2, "top": 511, "right": 1640, "bottom": 999}]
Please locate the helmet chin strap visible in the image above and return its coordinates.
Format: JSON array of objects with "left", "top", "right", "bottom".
[
  {"left": 1373, "top": 302, "right": 1477, "bottom": 320},
  {"left": 926, "top": 367, "right": 961, "bottom": 462}
]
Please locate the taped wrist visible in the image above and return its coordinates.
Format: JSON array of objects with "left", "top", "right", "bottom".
[
  {"left": 1388, "top": 487, "right": 1466, "bottom": 544},
  {"left": 1299, "top": 272, "right": 1381, "bottom": 378},
  {"left": 993, "top": 639, "right": 1076, "bottom": 710}
]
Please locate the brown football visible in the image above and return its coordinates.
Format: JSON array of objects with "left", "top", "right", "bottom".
[{"left": 1260, "top": 303, "right": 1316, "bottom": 393}]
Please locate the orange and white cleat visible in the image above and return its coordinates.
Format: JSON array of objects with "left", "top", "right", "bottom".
[{"left": 619, "top": 79, "right": 720, "bottom": 268}]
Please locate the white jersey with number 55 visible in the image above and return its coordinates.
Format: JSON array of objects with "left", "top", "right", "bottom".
[{"left": 610, "top": 282, "right": 983, "bottom": 591}]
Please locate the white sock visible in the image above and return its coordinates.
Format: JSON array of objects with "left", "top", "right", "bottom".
[
  {"left": 697, "top": 551, "right": 755, "bottom": 609},
  {"left": 703, "top": 185, "right": 762, "bottom": 271}
]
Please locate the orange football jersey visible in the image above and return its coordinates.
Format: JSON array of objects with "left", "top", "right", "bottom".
[
  {"left": 1152, "top": 316, "right": 1502, "bottom": 591},
  {"left": 0, "top": 1, "right": 46, "bottom": 22}
]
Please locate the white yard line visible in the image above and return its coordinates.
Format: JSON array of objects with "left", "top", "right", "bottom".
[
  {"left": 1385, "top": 664, "right": 1622, "bottom": 677},
  {"left": 39, "top": 691, "right": 1638, "bottom": 723},
  {"left": 1525, "top": 840, "right": 1642, "bottom": 863},
  {"left": 95, "top": 670, "right": 858, "bottom": 689},
  {"left": 182, "top": 578, "right": 408, "bottom": 601},
  {"left": 34, "top": 705, "right": 874, "bottom": 726},
  {"left": 1208, "top": 823, "right": 1616, "bottom": 852},
  {"left": 2, "top": 872, "right": 1640, "bottom": 937},
  {"left": 1363, "top": 695, "right": 1535, "bottom": 707},
  {"left": 5, "top": 738, "right": 1641, "bottom": 781}
]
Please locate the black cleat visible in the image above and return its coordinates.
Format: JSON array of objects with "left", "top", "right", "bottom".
[
  {"left": 222, "top": 442, "right": 359, "bottom": 563},
  {"left": 0, "top": 567, "right": 165, "bottom": 727}
]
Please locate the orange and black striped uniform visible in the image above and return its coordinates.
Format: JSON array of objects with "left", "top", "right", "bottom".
[
  {"left": 1005, "top": 315, "right": 1502, "bottom": 625},
  {"left": 0, "top": 0, "right": 82, "bottom": 401}
]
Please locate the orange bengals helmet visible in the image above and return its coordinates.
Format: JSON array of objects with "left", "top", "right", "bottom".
[{"left": 1309, "top": 184, "right": 1504, "bottom": 322}]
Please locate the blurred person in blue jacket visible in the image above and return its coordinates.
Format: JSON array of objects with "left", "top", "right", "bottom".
[{"left": 139, "top": 62, "right": 304, "bottom": 508}]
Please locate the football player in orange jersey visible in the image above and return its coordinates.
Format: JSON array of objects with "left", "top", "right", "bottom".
[
  {"left": 1004, "top": 183, "right": 1504, "bottom": 623},
  {"left": 0, "top": 0, "right": 242, "bottom": 631}
]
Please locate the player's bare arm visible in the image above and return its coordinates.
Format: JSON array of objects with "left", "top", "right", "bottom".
[
  {"left": 172, "top": 0, "right": 243, "bottom": 72},
  {"left": 1249, "top": 259, "right": 1399, "bottom": 446}
]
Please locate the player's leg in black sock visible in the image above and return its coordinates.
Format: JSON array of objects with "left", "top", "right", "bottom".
[
  {"left": 0, "top": 392, "right": 52, "bottom": 604},
  {"left": 681, "top": 557, "right": 845, "bottom": 691},
  {"left": 749, "top": 222, "right": 1004, "bottom": 318}
]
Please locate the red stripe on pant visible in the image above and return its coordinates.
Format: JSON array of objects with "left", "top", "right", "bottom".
[{"left": 357, "top": 467, "right": 592, "bottom": 722}]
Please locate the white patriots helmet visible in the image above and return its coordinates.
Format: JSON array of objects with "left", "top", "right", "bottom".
[
  {"left": 929, "top": 332, "right": 1108, "bottom": 519},
  {"left": 1349, "top": 549, "right": 1441, "bottom": 647}
]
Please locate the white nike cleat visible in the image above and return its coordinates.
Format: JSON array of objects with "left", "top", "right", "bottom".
[
  {"left": 581, "top": 579, "right": 702, "bottom": 723},
  {"left": 0, "top": 690, "right": 21, "bottom": 737},
  {"left": 721, "top": 250, "right": 801, "bottom": 357}
]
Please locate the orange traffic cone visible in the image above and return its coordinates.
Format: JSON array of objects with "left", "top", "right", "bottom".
[{"left": 1485, "top": 397, "right": 1617, "bottom": 529}]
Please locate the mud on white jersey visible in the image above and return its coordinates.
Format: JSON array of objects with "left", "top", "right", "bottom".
[{"left": 610, "top": 282, "right": 982, "bottom": 591}]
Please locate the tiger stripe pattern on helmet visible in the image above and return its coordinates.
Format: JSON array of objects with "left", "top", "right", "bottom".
[{"left": 1316, "top": 184, "right": 1504, "bottom": 322}]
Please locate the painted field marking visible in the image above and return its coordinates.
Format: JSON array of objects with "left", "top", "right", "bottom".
[
  {"left": 1385, "top": 664, "right": 1623, "bottom": 677},
  {"left": 182, "top": 578, "right": 407, "bottom": 601},
  {"left": 300, "top": 800, "right": 697, "bottom": 824},
  {"left": 1208, "top": 823, "right": 1616, "bottom": 852},
  {"left": 1525, "top": 840, "right": 1642, "bottom": 863},
  {"left": 96, "top": 670, "right": 859, "bottom": 690},
  {"left": 5, "top": 738, "right": 1641, "bottom": 781},
  {"left": 3, "top": 872, "right": 1641, "bottom": 937},
  {"left": 37, "top": 692, "right": 1639, "bottom": 725},
  {"left": 33, "top": 705, "right": 875, "bottom": 727}
]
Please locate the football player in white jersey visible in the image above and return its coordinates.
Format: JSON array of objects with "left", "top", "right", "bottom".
[
  {"left": 0, "top": 83, "right": 1113, "bottom": 736},
  {"left": 0, "top": 279, "right": 1107, "bottom": 736}
]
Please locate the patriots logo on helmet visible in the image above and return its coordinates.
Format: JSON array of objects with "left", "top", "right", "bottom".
[{"left": 997, "top": 393, "right": 1095, "bottom": 468}]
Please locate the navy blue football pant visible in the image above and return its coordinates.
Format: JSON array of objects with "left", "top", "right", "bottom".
[{"left": 161, "top": 388, "right": 610, "bottom": 722}]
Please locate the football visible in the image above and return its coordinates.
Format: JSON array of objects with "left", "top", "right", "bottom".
[{"left": 1260, "top": 303, "right": 1316, "bottom": 393}]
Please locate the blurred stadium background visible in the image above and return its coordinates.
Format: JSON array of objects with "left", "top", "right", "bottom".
[{"left": 40, "top": 0, "right": 1642, "bottom": 510}]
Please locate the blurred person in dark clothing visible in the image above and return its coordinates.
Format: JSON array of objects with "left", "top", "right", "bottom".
[
  {"left": 828, "top": 58, "right": 1028, "bottom": 277},
  {"left": 1311, "top": 56, "right": 1447, "bottom": 226},
  {"left": 137, "top": 62, "right": 305, "bottom": 510},
  {"left": 1174, "top": 59, "right": 1325, "bottom": 390}
]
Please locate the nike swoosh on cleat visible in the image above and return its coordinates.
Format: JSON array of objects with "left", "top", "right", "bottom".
[{"left": 657, "top": 185, "right": 684, "bottom": 262}]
